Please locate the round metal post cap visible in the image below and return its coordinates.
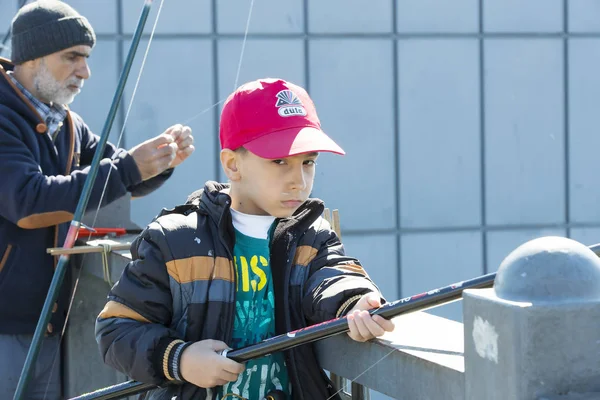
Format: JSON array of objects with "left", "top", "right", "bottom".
[{"left": 494, "top": 236, "right": 600, "bottom": 303}]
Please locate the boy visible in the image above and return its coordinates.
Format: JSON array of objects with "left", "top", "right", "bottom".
[{"left": 95, "top": 78, "right": 394, "bottom": 400}]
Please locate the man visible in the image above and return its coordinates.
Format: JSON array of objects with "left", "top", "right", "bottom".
[{"left": 0, "top": 1, "right": 195, "bottom": 398}]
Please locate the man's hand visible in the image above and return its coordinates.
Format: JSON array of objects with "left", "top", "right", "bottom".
[
  {"left": 179, "top": 340, "right": 245, "bottom": 388},
  {"left": 165, "top": 124, "right": 194, "bottom": 168},
  {"left": 346, "top": 293, "right": 394, "bottom": 343},
  {"left": 128, "top": 124, "right": 194, "bottom": 180}
]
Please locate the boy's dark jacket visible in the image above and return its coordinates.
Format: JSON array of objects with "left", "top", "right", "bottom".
[
  {"left": 96, "top": 181, "right": 384, "bottom": 400},
  {"left": 0, "top": 58, "right": 171, "bottom": 335}
]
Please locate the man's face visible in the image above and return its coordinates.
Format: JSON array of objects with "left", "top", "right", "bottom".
[
  {"left": 32, "top": 45, "right": 91, "bottom": 105},
  {"left": 233, "top": 150, "right": 319, "bottom": 218}
]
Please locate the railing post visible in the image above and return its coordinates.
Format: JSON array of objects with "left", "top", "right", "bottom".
[{"left": 463, "top": 236, "right": 600, "bottom": 400}]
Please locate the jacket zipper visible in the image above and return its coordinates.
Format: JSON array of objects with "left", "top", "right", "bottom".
[
  {"left": 224, "top": 242, "right": 235, "bottom": 345},
  {"left": 267, "top": 223, "right": 303, "bottom": 399},
  {"left": 218, "top": 201, "right": 236, "bottom": 345},
  {"left": 281, "top": 237, "right": 304, "bottom": 400}
]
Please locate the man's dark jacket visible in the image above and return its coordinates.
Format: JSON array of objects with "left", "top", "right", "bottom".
[{"left": 0, "top": 58, "right": 171, "bottom": 335}]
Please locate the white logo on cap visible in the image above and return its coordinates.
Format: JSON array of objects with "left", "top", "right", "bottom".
[{"left": 275, "top": 90, "right": 307, "bottom": 117}]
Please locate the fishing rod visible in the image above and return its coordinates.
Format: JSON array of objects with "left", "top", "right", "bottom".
[
  {"left": 70, "top": 270, "right": 497, "bottom": 400},
  {"left": 71, "top": 242, "right": 600, "bottom": 400},
  {"left": 13, "top": 2, "right": 155, "bottom": 399}
]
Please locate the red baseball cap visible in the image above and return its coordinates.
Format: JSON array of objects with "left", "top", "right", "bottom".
[{"left": 219, "top": 78, "right": 345, "bottom": 159}]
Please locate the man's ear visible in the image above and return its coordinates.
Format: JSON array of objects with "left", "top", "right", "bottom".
[
  {"left": 12, "top": 58, "right": 38, "bottom": 80},
  {"left": 220, "top": 149, "right": 242, "bottom": 181},
  {"left": 22, "top": 57, "right": 41, "bottom": 72}
]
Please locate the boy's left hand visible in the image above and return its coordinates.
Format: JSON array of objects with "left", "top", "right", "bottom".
[{"left": 346, "top": 293, "right": 395, "bottom": 342}]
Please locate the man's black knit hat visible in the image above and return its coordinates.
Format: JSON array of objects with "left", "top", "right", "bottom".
[{"left": 11, "top": 0, "right": 96, "bottom": 64}]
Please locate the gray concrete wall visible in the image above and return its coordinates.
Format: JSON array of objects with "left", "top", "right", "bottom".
[{"left": 3, "top": 0, "right": 600, "bottom": 318}]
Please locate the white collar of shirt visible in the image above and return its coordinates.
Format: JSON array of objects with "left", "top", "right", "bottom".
[{"left": 230, "top": 208, "right": 275, "bottom": 240}]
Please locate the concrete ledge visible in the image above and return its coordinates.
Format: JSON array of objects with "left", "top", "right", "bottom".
[
  {"left": 81, "top": 193, "right": 139, "bottom": 230},
  {"left": 64, "top": 238, "right": 134, "bottom": 398},
  {"left": 315, "top": 311, "right": 464, "bottom": 400},
  {"left": 81, "top": 234, "right": 136, "bottom": 283}
]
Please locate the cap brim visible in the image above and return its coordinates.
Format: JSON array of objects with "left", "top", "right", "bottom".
[{"left": 243, "top": 127, "right": 345, "bottom": 159}]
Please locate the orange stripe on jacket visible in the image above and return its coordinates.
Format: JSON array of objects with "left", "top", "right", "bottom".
[
  {"left": 99, "top": 301, "right": 150, "bottom": 323},
  {"left": 165, "top": 256, "right": 233, "bottom": 283},
  {"left": 293, "top": 245, "right": 318, "bottom": 267}
]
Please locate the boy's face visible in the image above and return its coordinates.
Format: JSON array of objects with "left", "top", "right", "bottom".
[{"left": 222, "top": 149, "right": 319, "bottom": 218}]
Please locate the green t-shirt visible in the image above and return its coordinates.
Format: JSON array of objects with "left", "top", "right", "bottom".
[{"left": 217, "top": 228, "right": 291, "bottom": 399}]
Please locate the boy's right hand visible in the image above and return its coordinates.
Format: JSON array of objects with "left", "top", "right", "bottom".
[{"left": 179, "top": 339, "right": 245, "bottom": 388}]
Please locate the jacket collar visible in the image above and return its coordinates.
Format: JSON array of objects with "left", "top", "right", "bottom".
[
  {"left": 0, "top": 57, "right": 46, "bottom": 127},
  {"left": 191, "top": 180, "right": 325, "bottom": 241}
]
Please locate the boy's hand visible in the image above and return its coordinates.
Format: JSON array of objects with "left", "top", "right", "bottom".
[
  {"left": 346, "top": 293, "right": 395, "bottom": 342},
  {"left": 179, "top": 339, "right": 245, "bottom": 388}
]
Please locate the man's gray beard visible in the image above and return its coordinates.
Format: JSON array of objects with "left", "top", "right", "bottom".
[{"left": 33, "top": 60, "right": 81, "bottom": 105}]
